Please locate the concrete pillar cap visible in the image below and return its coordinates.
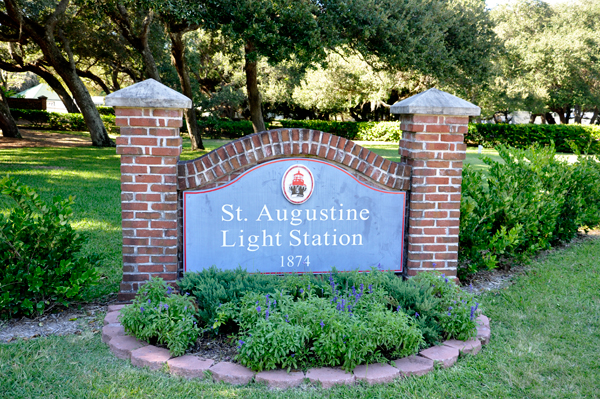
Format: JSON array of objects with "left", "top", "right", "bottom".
[
  {"left": 105, "top": 78, "right": 192, "bottom": 109},
  {"left": 390, "top": 88, "right": 480, "bottom": 116}
]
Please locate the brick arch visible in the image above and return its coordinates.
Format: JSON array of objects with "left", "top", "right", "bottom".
[{"left": 177, "top": 129, "right": 411, "bottom": 192}]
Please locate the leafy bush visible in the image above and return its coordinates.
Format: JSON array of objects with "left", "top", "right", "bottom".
[
  {"left": 96, "top": 106, "right": 115, "bottom": 116},
  {"left": 10, "top": 108, "right": 118, "bottom": 134},
  {"left": 119, "top": 278, "right": 200, "bottom": 357},
  {"left": 183, "top": 268, "right": 478, "bottom": 371},
  {"left": 198, "top": 118, "right": 270, "bottom": 139},
  {"left": 459, "top": 144, "right": 600, "bottom": 277},
  {"left": 0, "top": 177, "right": 99, "bottom": 319},
  {"left": 279, "top": 120, "right": 362, "bottom": 140},
  {"left": 355, "top": 121, "right": 402, "bottom": 142},
  {"left": 466, "top": 123, "right": 600, "bottom": 154}
]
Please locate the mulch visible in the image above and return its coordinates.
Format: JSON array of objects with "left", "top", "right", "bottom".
[{"left": 0, "top": 129, "right": 92, "bottom": 148}]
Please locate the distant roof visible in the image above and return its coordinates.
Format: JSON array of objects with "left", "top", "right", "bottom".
[{"left": 15, "top": 84, "right": 61, "bottom": 101}]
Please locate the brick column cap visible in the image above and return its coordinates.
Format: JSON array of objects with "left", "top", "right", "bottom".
[
  {"left": 390, "top": 88, "right": 480, "bottom": 117},
  {"left": 105, "top": 78, "right": 192, "bottom": 109}
]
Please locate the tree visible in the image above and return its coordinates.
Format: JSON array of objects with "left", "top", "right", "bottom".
[
  {"left": 0, "top": 86, "right": 20, "bottom": 138},
  {"left": 203, "top": 0, "right": 326, "bottom": 132},
  {"left": 0, "top": 0, "right": 113, "bottom": 146}
]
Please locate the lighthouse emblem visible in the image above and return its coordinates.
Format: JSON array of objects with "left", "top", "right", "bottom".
[{"left": 282, "top": 164, "right": 314, "bottom": 204}]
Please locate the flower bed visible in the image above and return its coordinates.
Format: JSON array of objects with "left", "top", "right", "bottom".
[{"left": 102, "top": 270, "right": 492, "bottom": 388}]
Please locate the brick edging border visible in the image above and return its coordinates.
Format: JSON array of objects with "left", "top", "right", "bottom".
[{"left": 102, "top": 305, "right": 492, "bottom": 389}]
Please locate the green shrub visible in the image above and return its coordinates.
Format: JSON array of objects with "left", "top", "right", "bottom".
[
  {"left": 198, "top": 118, "right": 270, "bottom": 139},
  {"left": 0, "top": 176, "right": 99, "bottom": 319},
  {"left": 279, "top": 120, "right": 361, "bottom": 140},
  {"left": 119, "top": 278, "right": 200, "bottom": 357},
  {"left": 459, "top": 144, "right": 600, "bottom": 277},
  {"left": 355, "top": 122, "right": 402, "bottom": 141},
  {"left": 96, "top": 106, "right": 115, "bottom": 116},
  {"left": 226, "top": 286, "right": 424, "bottom": 372},
  {"left": 184, "top": 268, "right": 477, "bottom": 371},
  {"left": 466, "top": 123, "right": 600, "bottom": 154},
  {"left": 10, "top": 108, "right": 117, "bottom": 135}
]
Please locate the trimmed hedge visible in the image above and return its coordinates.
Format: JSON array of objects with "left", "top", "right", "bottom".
[
  {"left": 11, "top": 108, "right": 118, "bottom": 135},
  {"left": 466, "top": 123, "right": 600, "bottom": 154},
  {"left": 197, "top": 118, "right": 270, "bottom": 139},
  {"left": 279, "top": 120, "right": 402, "bottom": 142}
]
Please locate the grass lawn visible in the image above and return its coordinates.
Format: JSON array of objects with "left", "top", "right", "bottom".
[
  {"left": 2, "top": 133, "right": 599, "bottom": 398},
  {"left": 1, "top": 236, "right": 598, "bottom": 398}
]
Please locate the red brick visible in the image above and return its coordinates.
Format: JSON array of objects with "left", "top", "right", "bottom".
[
  {"left": 129, "top": 117, "right": 158, "bottom": 127},
  {"left": 151, "top": 238, "right": 178, "bottom": 246},
  {"left": 151, "top": 256, "right": 177, "bottom": 263},
  {"left": 435, "top": 253, "right": 458, "bottom": 260},
  {"left": 152, "top": 147, "right": 180, "bottom": 157},
  {"left": 425, "top": 194, "right": 449, "bottom": 201},
  {"left": 412, "top": 115, "right": 439, "bottom": 123},
  {"left": 414, "top": 133, "right": 441, "bottom": 142},
  {"left": 426, "top": 177, "right": 450, "bottom": 185},
  {"left": 440, "top": 134, "right": 464, "bottom": 142},
  {"left": 135, "top": 157, "right": 162, "bottom": 165},
  {"left": 425, "top": 124, "right": 450, "bottom": 133},
  {"left": 424, "top": 211, "right": 448, "bottom": 218},
  {"left": 425, "top": 143, "right": 450, "bottom": 151},
  {"left": 151, "top": 203, "right": 177, "bottom": 211},
  {"left": 436, "top": 219, "right": 460, "bottom": 227},
  {"left": 121, "top": 165, "right": 148, "bottom": 174},
  {"left": 117, "top": 147, "right": 143, "bottom": 155},
  {"left": 131, "top": 137, "right": 158, "bottom": 146},
  {"left": 410, "top": 236, "right": 436, "bottom": 244},
  {"left": 138, "top": 247, "right": 165, "bottom": 255},
  {"left": 138, "top": 265, "right": 165, "bottom": 273},
  {"left": 123, "top": 256, "right": 150, "bottom": 263},
  {"left": 122, "top": 220, "right": 149, "bottom": 228},
  {"left": 423, "top": 228, "right": 448, "bottom": 235},
  {"left": 122, "top": 274, "right": 150, "bottom": 281},
  {"left": 116, "top": 108, "right": 143, "bottom": 117},
  {"left": 410, "top": 202, "right": 435, "bottom": 209},
  {"left": 439, "top": 202, "right": 461, "bottom": 209},
  {"left": 121, "top": 183, "right": 147, "bottom": 192},
  {"left": 423, "top": 245, "right": 448, "bottom": 252},
  {"left": 150, "top": 184, "right": 177, "bottom": 192},
  {"left": 136, "top": 212, "right": 161, "bottom": 219},
  {"left": 167, "top": 119, "right": 183, "bottom": 128},
  {"left": 153, "top": 109, "right": 182, "bottom": 117},
  {"left": 135, "top": 175, "right": 162, "bottom": 183},
  {"left": 122, "top": 202, "right": 148, "bottom": 211},
  {"left": 136, "top": 229, "right": 163, "bottom": 238},
  {"left": 444, "top": 116, "right": 469, "bottom": 124},
  {"left": 136, "top": 193, "right": 161, "bottom": 202}
]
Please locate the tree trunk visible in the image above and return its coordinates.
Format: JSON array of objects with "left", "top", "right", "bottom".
[
  {"left": 590, "top": 107, "right": 598, "bottom": 125},
  {"left": 244, "top": 41, "right": 265, "bottom": 133},
  {"left": 36, "top": 67, "right": 80, "bottom": 113},
  {"left": 545, "top": 112, "right": 556, "bottom": 124},
  {"left": 2, "top": 0, "right": 113, "bottom": 147},
  {"left": 168, "top": 30, "right": 204, "bottom": 150},
  {"left": 0, "top": 89, "right": 21, "bottom": 138}
]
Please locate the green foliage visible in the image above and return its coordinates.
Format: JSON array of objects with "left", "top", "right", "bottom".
[
  {"left": 0, "top": 176, "right": 98, "bottom": 319},
  {"left": 96, "top": 106, "right": 115, "bottom": 116},
  {"left": 459, "top": 144, "right": 600, "bottom": 277},
  {"left": 10, "top": 108, "right": 118, "bottom": 135},
  {"left": 278, "top": 120, "right": 401, "bottom": 141},
  {"left": 229, "top": 287, "right": 423, "bottom": 372},
  {"left": 119, "top": 278, "right": 200, "bottom": 357},
  {"left": 467, "top": 123, "right": 600, "bottom": 154},
  {"left": 197, "top": 118, "right": 270, "bottom": 139},
  {"left": 184, "top": 268, "right": 477, "bottom": 371}
]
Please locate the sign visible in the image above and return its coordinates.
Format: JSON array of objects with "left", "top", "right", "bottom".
[{"left": 183, "top": 158, "right": 406, "bottom": 274}]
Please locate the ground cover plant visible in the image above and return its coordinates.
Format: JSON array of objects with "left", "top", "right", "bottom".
[
  {"left": 179, "top": 268, "right": 478, "bottom": 372},
  {"left": 119, "top": 278, "right": 200, "bottom": 357}
]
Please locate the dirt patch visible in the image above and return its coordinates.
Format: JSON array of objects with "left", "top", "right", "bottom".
[
  {"left": 188, "top": 333, "right": 238, "bottom": 362},
  {"left": 0, "top": 129, "right": 92, "bottom": 148},
  {"left": 0, "top": 304, "right": 106, "bottom": 343}
]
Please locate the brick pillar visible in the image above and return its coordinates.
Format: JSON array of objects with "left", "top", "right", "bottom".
[
  {"left": 105, "top": 79, "right": 192, "bottom": 301},
  {"left": 391, "top": 88, "right": 480, "bottom": 279}
]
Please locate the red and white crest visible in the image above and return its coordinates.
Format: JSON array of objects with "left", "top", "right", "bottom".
[{"left": 282, "top": 164, "right": 314, "bottom": 204}]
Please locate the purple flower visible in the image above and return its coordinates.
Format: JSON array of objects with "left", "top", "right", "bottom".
[
  {"left": 164, "top": 304, "right": 169, "bottom": 310},
  {"left": 140, "top": 307, "right": 144, "bottom": 313},
  {"left": 352, "top": 286, "right": 356, "bottom": 296},
  {"left": 448, "top": 306, "right": 453, "bottom": 311},
  {"left": 300, "top": 288, "right": 304, "bottom": 294},
  {"left": 194, "top": 321, "right": 197, "bottom": 325},
  {"left": 368, "top": 284, "right": 373, "bottom": 294},
  {"left": 285, "top": 314, "right": 289, "bottom": 323},
  {"left": 448, "top": 312, "right": 452, "bottom": 316},
  {"left": 320, "top": 319, "right": 324, "bottom": 329},
  {"left": 291, "top": 354, "right": 295, "bottom": 357},
  {"left": 265, "top": 309, "right": 270, "bottom": 320},
  {"left": 237, "top": 340, "right": 245, "bottom": 349},
  {"left": 441, "top": 274, "right": 445, "bottom": 278},
  {"left": 147, "top": 299, "right": 151, "bottom": 304},
  {"left": 360, "top": 284, "right": 364, "bottom": 294},
  {"left": 184, "top": 306, "right": 187, "bottom": 311},
  {"left": 396, "top": 305, "right": 401, "bottom": 312},
  {"left": 308, "top": 283, "right": 311, "bottom": 291},
  {"left": 469, "top": 284, "right": 473, "bottom": 293},
  {"left": 415, "top": 312, "right": 419, "bottom": 318},
  {"left": 433, "top": 263, "right": 437, "bottom": 268},
  {"left": 256, "top": 306, "right": 261, "bottom": 313},
  {"left": 470, "top": 306, "right": 476, "bottom": 320},
  {"left": 273, "top": 300, "right": 276, "bottom": 306},
  {"left": 445, "top": 278, "right": 449, "bottom": 283}
]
